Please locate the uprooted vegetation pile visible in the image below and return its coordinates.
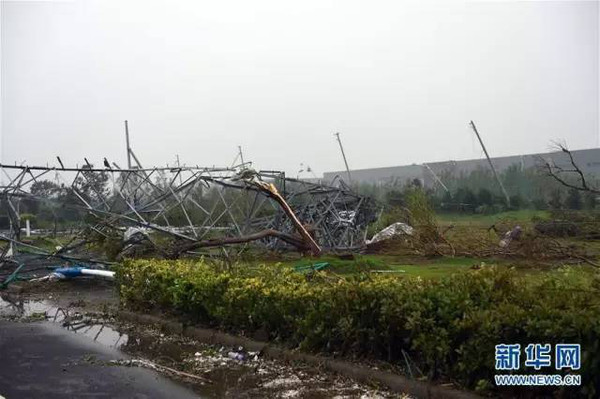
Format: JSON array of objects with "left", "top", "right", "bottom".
[
  {"left": 118, "top": 259, "right": 600, "bottom": 397},
  {"left": 365, "top": 189, "right": 600, "bottom": 265}
]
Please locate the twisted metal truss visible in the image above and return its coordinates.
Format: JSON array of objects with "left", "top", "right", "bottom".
[{"left": 0, "top": 162, "right": 377, "bottom": 259}]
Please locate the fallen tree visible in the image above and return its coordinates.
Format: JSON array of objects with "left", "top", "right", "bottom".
[{"left": 170, "top": 228, "right": 312, "bottom": 258}]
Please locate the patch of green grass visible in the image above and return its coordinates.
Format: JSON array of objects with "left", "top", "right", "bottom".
[
  {"left": 271, "top": 253, "right": 576, "bottom": 279},
  {"left": 383, "top": 263, "right": 467, "bottom": 278},
  {"left": 277, "top": 254, "right": 481, "bottom": 278},
  {"left": 27, "top": 235, "right": 78, "bottom": 252},
  {"left": 437, "top": 209, "right": 551, "bottom": 227},
  {"left": 375, "top": 256, "right": 485, "bottom": 277}
]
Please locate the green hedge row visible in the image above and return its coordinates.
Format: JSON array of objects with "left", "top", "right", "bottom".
[{"left": 117, "top": 260, "right": 600, "bottom": 397}]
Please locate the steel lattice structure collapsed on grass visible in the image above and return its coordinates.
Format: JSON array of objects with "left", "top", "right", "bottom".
[{"left": 0, "top": 160, "right": 378, "bottom": 262}]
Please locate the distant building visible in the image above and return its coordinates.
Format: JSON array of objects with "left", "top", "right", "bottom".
[{"left": 321, "top": 148, "right": 600, "bottom": 188}]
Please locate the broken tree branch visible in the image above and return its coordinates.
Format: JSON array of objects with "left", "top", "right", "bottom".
[
  {"left": 541, "top": 143, "right": 600, "bottom": 194},
  {"left": 171, "top": 228, "right": 310, "bottom": 257},
  {"left": 251, "top": 180, "right": 322, "bottom": 256}
]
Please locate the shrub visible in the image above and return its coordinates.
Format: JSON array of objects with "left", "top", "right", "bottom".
[{"left": 117, "top": 260, "right": 600, "bottom": 397}]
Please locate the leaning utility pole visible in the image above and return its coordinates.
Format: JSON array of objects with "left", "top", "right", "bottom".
[
  {"left": 176, "top": 154, "right": 183, "bottom": 184},
  {"left": 238, "top": 146, "right": 245, "bottom": 165},
  {"left": 423, "top": 163, "right": 449, "bottom": 192},
  {"left": 469, "top": 120, "right": 510, "bottom": 207},
  {"left": 124, "top": 120, "right": 132, "bottom": 169},
  {"left": 334, "top": 132, "right": 352, "bottom": 183}
]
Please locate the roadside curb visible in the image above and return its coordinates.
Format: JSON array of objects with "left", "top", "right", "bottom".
[{"left": 117, "top": 310, "right": 480, "bottom": 399}]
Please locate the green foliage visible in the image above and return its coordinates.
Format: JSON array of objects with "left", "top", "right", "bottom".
[
  {"left": 30, "top": 180, "right": 61, "bottom": 198},
  {"left": 566, "top": 189, "right": 582, "bottom": 210},
  {"left": 404, "top": 187, "right": 442, "bottom": 255},
  {"left": 477, "top": 188, "right": 493, "bottom": 206},
  {"left": 19, "top": 213, "right": 37, "bottom": 222},
  {"left": 532, "top": 197, "right": 548, "bottom": 210},
  {"left": 583, "top": 191, "right": 597, "bottom": 210},
  {"left": 366, "top": 206, "right": 408, "bottom": 239},
  {"left": 86, "top": 230, "right": 124, "bottom": 260},
  {"left": 118, "top": 260, "right": 600, "bottom": 396},
  {"left": 405, "top": 188, "right": 436, "bottom": 229},
  {"left": 454, "top": 187, "right": 478, "bottom": 212},
  {"left": 509, "top": 193, "right": 524, "bottom": 209},
  {"left": 356, "top": 161, "right": 600, "bottom": 216},
  {"left": 549, "top": 190, "right": 563, "bottom": 210},
  {"left": 384, "top": 189, "right": 405, "bottom": 207}
]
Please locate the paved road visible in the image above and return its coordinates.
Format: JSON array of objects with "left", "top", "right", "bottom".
[{"left": 0, "top": 321, "right": 200, "bottom": 399}]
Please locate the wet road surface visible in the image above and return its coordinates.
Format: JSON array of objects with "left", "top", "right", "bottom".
[
  {"left": 0, "top": 290, "right": 398, "bottom": 398},
  {"left": 0, "top": 320, "right": 200, "bottom": 398}
]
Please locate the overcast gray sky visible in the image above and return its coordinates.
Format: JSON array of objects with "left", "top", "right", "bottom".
[{"left": 1, "top": 0, "right": 598, "bottom": 177}]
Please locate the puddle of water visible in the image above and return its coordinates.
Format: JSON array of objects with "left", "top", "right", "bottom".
[
  {"left": 0, "top": 295, "right": 400, "bottom": 398},
  {"left": 0, "top": 295, "right": 128, "bottom": 348}
]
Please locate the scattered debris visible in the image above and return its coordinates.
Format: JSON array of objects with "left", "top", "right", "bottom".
[
  {"left": 0, "top": 263, "right": 25, "bottom": 289},
  {"left": 366, "top": 222, "right": 414, "bottom": 245},
  {"left": 0, "top": 282, "right": 404, "bottom": 398},
  {"left": 535, "top": 220, "right": 580, "bottom": 237},
  {"left": 50, "top": 266, "right": 115, "bottom": 280},
  {"left": 25, "top": 266, "right": 115, "bottom": 283},
  {"left": 293, "top": 262, "right": 330, "bottom": 273},
  {"left": 123, "top": 227, "right": 150, "bottom": 243},
  {"left": 262, "top": 374, "right": 302, "bottom": 388},
  {"left": 0, "top": 163, "right": 378, "bottom": 263},
  {"left": 370, "top": 270, "right": 406, "bottom": 273},
  {"left": 110, "top": 359, "right": 211, "bottom": 383},
  {"left": 499, "top": 225, "right": 522, "bottom": 248}
]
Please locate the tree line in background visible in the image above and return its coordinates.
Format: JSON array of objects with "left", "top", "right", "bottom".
[{"left": 355, "top": 163, "right": 599, "bottom": 213}]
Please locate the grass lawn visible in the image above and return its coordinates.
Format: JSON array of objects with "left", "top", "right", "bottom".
[
  {"left": 276, "top": 254, "right": 491, "bottom": 278},
  {"left": 269, "top": 251, "right": 585, "bottom": 279},
  {"left": 26, "top": 235, "right": 77, "bottom": 252},
  {"left": 436, "top": 209, "right": 550, "bottom": 227}
]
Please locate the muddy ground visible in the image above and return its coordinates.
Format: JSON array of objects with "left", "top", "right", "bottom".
[{"left": 0, "top": 278, "right": 404, "bottom": 398}]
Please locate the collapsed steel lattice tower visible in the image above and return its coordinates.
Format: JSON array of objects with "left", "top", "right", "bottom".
[{"left": 0, "top": 161, "right": 377, "bottom": 260}]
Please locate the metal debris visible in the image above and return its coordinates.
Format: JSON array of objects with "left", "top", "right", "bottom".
[{"left": 0, "top": 160, "right": 378, "bottom": 263}]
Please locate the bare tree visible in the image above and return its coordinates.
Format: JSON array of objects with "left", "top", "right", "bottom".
[{"left": 540, "top": 142, "right": 600, "bottom": 194}]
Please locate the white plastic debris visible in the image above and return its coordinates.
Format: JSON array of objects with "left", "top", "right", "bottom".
[
  {"left": 227, "top": 351, "right": 246, "bottom": 361},
  {"left": 499, "top": 225, "right": 522, "bottom": 248},
  {"left": 123, "top": 227, "right": 149, "bottom": 242},
  {"left": 366, "top": 222, "right": 414, "bottom": 245},
  {"left": 262, "top": 375, "right": 302, "bottom": 388}
]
